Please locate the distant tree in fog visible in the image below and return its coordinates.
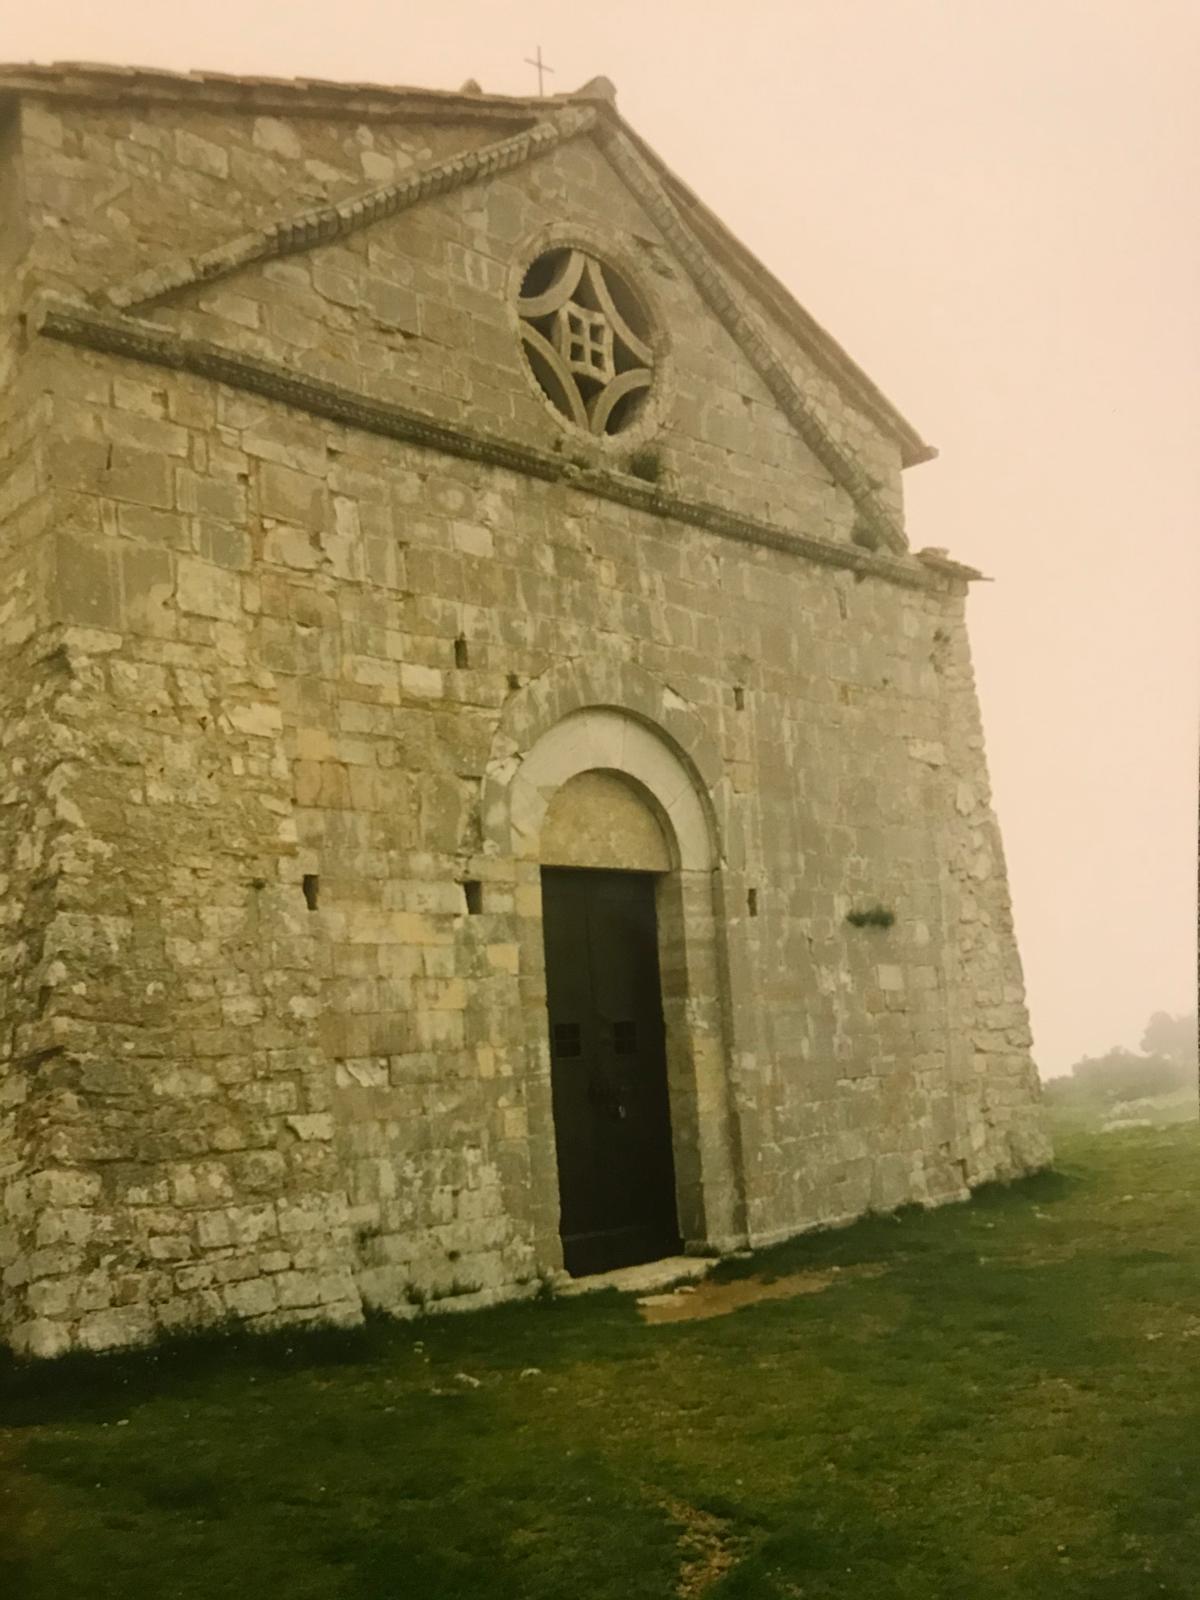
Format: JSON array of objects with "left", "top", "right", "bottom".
[
  {"left": 1139, "top": 1011, "right": 1198, "bottom": 1066},
  {"left": 1043, "top": 1040, "right": 1192, "bottom": 1107},
  {"left": 1064, "top": 1047, "right": 1189, "bottom": 1102}
]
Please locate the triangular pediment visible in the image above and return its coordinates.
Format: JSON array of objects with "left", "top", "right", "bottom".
[{"left": 24, "top": 71, "right": 930, "bottom": 552}]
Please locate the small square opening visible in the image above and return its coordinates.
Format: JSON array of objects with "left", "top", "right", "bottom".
[{"left": 553, "top": 1022, "right": 581, "bottom": 1058}]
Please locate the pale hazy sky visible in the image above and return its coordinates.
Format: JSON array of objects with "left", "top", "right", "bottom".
[{"left": 5, "top": 1, "right": 1198, "bottom": 1074}]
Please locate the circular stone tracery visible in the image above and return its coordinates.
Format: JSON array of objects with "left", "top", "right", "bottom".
[{"left": 517, "top": 247, "right": 655, "bottom": 436}]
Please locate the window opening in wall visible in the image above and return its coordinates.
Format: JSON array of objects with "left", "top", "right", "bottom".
[
  {"left": 747, "top": 888, "right": 759, "bottom": 918},
  {"left": 462, "top": 880, "right": 484, "bottom": 915},
  {"left": 553, "top": 1021, "right": 582, "bottom": 1058},
  {"left": 517, "top": 247, "right": 655, "bottom": 436},
  {"left": 302, "top": 874, "right": 320, "bottom": 911},
  {"left": 733, "top": 685, "right": 746, "bottom": 711},
  {"left": 613, "top": 1020, "right": 638, "bottom": 1055},
  {"left": 454, "top": 636, "right": 470, "bottom": 669}
]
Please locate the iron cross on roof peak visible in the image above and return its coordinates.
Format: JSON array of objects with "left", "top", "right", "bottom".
[{"left": 524, "top": 45, "right": 555, "bottom": 97}]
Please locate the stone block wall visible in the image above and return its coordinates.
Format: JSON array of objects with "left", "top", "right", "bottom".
[
  {"left": 0, "top": 98, "right": 59, "bottom": 1349},
  {"left": 0, "top": 79, "right": 1048, "bottom": 1355}
]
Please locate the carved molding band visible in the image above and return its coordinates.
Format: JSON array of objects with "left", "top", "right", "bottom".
[
  {"left": 34, "top": 298, "right": 975, "bottom": 593},
  {"left": 104, "top": 107, "right": 598, "bottom": 313}
]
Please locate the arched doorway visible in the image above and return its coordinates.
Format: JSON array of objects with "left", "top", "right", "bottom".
[
  {"left": 481, "top": 685, "right": 747, "bottom": 1276},
  {"left": 540, "top": 771, "right": 679, "bottom": 1274}
]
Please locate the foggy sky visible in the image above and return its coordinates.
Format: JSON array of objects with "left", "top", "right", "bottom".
[{"left": 5, "top": 0, "right": 1198, "bottom": 1074}]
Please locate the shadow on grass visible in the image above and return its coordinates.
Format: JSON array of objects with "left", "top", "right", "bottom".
[
  {"left": 0, "top": 1288, "right": 657, "bottom": 1430},
  {"left": 970, "top": 1164, "right": 1076, "bottom": 1207},
  {"left": 0, "top": 1311, "right": 396, "bottom": 1428}
]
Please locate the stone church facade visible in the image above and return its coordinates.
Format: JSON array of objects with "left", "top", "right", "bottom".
[{"left": 0, "top": 64, "right": 1048, "bottom": 1357}]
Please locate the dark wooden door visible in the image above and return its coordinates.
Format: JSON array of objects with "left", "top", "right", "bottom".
[{"left": 541, "top": 867, "right": 680, "bottom": 1276}]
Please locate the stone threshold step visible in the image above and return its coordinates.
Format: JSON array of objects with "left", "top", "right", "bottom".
[{"left": 557, "top": 1254, "right": 714, "bottom": 1298}]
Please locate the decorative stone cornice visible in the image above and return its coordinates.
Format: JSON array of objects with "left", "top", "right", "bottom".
[
  {"left": 594, "top": 123, "right": 908, "bottom": 557},
  {"left": 914, "top": 548, "right": 986, "bottom": 583},
  {"left": 33, "top": 297, "right": 973, "bottom": 593},
  {"left": 104, "top": 106, "right": 597, "bottom": 312}
]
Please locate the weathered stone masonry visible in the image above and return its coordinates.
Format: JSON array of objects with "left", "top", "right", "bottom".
[{"left": 0, "top": 65, "right": 1049, "bottom": 1356}]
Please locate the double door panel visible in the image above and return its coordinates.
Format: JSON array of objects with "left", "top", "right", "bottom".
[{"left": 541, "top": 868, "right": 680, "bottom": 1276}]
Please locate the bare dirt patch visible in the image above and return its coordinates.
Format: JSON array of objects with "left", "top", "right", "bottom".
[
  {"left": 660, "top": 1494, "right": 745, "bottom": 1598},
  {"left": 638, "top": 1263, "right": 886, "bottom": 1324}
]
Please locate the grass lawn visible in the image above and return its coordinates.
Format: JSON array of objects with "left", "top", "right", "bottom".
[{"left": 3, "top": 1119, "right": 1200, "bottom": 1598}]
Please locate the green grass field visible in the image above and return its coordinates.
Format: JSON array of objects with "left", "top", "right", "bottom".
[{"left": 4, "top": 1119, "right": 1199, "bottom": 1598}]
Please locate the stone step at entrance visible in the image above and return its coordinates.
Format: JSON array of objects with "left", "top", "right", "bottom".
[{"left": 556, "top": 1254, "right": 713, "bottom": 1299}]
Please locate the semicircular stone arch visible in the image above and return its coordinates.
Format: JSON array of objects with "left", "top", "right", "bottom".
[
  {"left": 501, "top": 707, "right": 713, "bottom": 871},
  {"left": 481, "top": 658, "right": 726, "bottom": 869}
]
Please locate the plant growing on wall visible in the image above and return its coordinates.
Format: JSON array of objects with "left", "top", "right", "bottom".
[
  {"left": 626, "top": 447, "right": 663, "bottom": 484},
  {"left": 846, "top": 905, "right": 895, "bottom": 929}
]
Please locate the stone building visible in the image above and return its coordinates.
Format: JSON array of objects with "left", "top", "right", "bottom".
[{"left": 0, "top": 64, "right": 1049, "bottom": 1357}]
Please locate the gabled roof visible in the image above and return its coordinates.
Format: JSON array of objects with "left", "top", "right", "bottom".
[
  {"left": 0, "top": 60, "right": 549, "bottom": 125},
  {"left": 0, "top": 61, "right": 934, "bottom": 471}
]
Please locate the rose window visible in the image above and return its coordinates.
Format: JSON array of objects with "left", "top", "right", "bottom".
[{"left": 517, "top": 248, "right": 654, "bottom": 436}]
